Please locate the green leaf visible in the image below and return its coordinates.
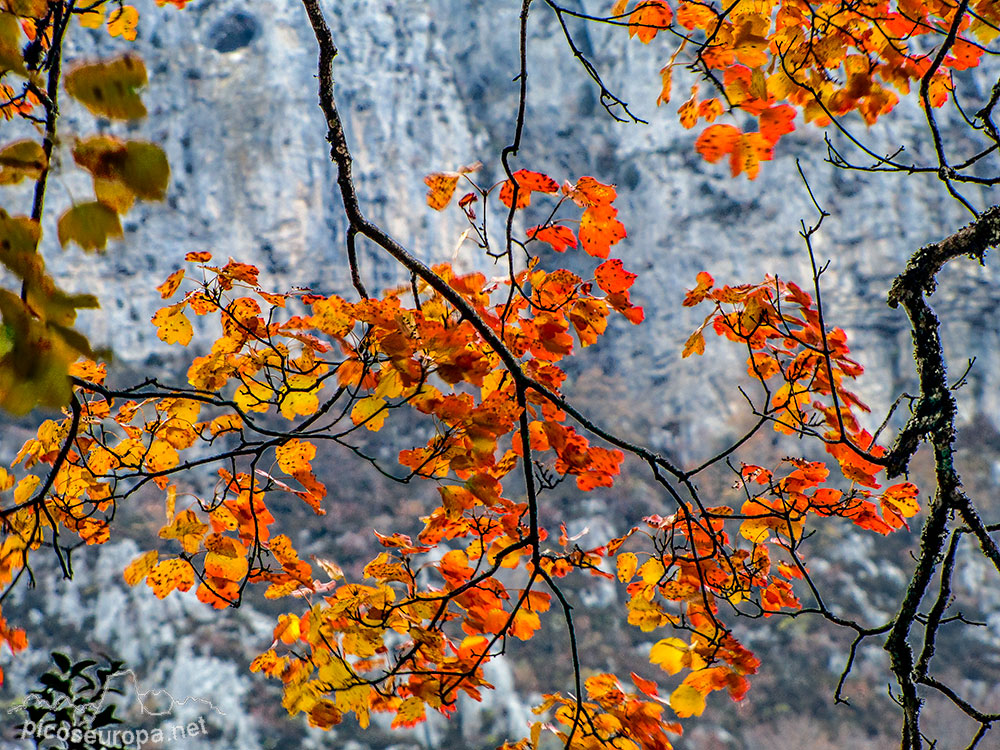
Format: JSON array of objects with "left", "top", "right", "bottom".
[
  {"left": 58, "top": 202, "right": 123, "bottom": 251},
  {"left": 120, "top": 141, "right": 170, "bottom": 199},
  {"left": 64, "top": 54, "right": 148, "bottom": 120},
  {"left": 51, "top": 651, "right": 72, "bottom": 674}
]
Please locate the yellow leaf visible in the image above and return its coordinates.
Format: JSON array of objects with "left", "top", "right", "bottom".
[
  {"left": 351, "top": 395, "right": 387, "bottom": 431},
  {"left": 165, "top": 484, "right": 176, "bottom": 521},
  {"left": 0, "top": 140, "right": 47, "bottom": 185},
  {"left": 64, "top": 54, "right": 148, "bottom": 120},
  {"left": 638, "top": 557, "right": 664, "bottom": 584},
  {"left": 57, "top": 202, "right": 123, "bottom": 251},
  {"left": 616, "top": 552, "right": 638, "bottom": 582},
  {"left": 276, "top": 438, "right": 317, "bottom": 474},
  {"left": 391, "top": 696, "right": 426, "bottom": 729},
  {"left": 279, "top": 388, "right": 319, "bottom": 419},
  {"left": 123, "top": 550, "right": 158, "bottom": 585},
  {"left": 106, "top": 5, "right": 139, "bottom": 40},
  {"left": 204, "top": 535, "right": 249, "bottom": 581},
  {"left": 13, "top": 474, "right": 39, "bottom": 505},
  {"left": 158, "top": 508, "right": 208, "bottom": 554},
  {"left": 669, "top": 683, "right": 706, "bottom": 717},
  {"left": 649, "top": 637, "right": 689, "bottom": 675},
  {"left": 145, "top": 439, "right": 179, "bottom": 473},
  {"left": 151, "top": 303, "right": 193, "bottom": 346}
]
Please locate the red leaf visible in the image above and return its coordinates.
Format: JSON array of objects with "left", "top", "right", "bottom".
[
  {"left": 499, "top": 169, "right": 559, "bottom": 209},
  {"left": 527, "top": 224, "right": 578, "bottom": 253},
  {"left": 695, "top": 124, "right": 741, "bottom": 163},
  {"left": 595, "top": 259, "right": 637, "bottom": 294},
  {"left": 579, "top": 204, "right": 626, "bottom": 258}
]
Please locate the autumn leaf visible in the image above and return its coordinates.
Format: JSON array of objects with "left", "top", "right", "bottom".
[
  {"left": 158, "top": 508, "right": 208, "bottom": 554},
  {"left": 106, "top": 6, "right": 139, "bottom": 40},
  {"left": 123, "top": 550, "right": 159, "bottom": 585},
  {"left": 670, "top": 683, "right": 706, "bottom": 717},
  {"left": 616, "top": 552, "right": 638, "bottom": 582},
  {"left": 695, "top": 124, "right": 741, "bottom": 164},
  {"left": 0, "top": 140, "right": 46, "bottom": 185},
  {"left": 880, "top": 482, "right": 920, "bottom": 525},
  {"left": 729, "top": 132, "right": 774, "bottom": 179},
  {"left": 424, "top": 162, "right": 480, "bottom": 210},
  {"left": 527, "top": 224, "right": 577, "bottom": 253},
  {"left": 498, "top": 169, "right": 559, "bottom": 209},
  {"left": 424, "top": 173, "right": 460, "bottom": 210},
  {"left": 682, "top": 271, "right": 714, "bottom": 306},
  {"left": 758, "top": 104, "right": 796, "bottom": 145},
  {"left": 152, "top": 303, "right": 193, "bottom": 346},
  {"left": 564, "top": 176, "right": 618, "bottom": 207},
  {"left": 146, "top": 558, "right": 195, "bottom": 599},
  {"left": 595, "top": 259, "right": 637, "bottom": 294},
  {"left": 579, "top": 204, "right": 626, "bottom": 258},
  {"left": 629, "top": 0, "right": 673, "bottom": 43},
  {"left": 351, "top": 395, "right": 387, "bottom": 431},
  {"left": 57, "top": 202, "right": 123, "bottom": 251},
  {"left": 682, "top": 329, "right": 705, "bottom": 357},
  {"left": 657, "top": 64, "right": 673, "bottom": 106},
  {"left": 64, "top": 54, "right": 148, "bottom": 120},
  {"left": 276, "top": 438, "right": 317, "bottom": 474},
  {"left": 157, "top": 269, "right": 185, "bottom": 299}
]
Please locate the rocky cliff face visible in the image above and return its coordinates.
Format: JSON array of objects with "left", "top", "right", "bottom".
[
  {"left": 39, "top": 0, "right": 1000, "bottom": 445},
  {"left": 3, "top": 1, "right": 1000, "bottom": 748}
]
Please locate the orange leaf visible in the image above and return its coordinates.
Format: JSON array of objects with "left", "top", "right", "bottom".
[
  {"left": 424, "top": 173, "right": 460, "bottom": 211},
  {"left": 629, "top": 0, "right": 673, "bottom": 43},
  {"left": 123, "top": 550, "right": 159, "bottom": 585},
  {"left": 595, "top": 259, "right": 637, "bottom": 294},
  {"left": 759, "top": 104, "right": 796, "bottom": 145},
  {"left": 499, "top": 169, "right": 559, "bottom": 209},
  {"left": 579, "top": 204, "right": 626, "bottom": 258},
  {"left": 657, "top": 64, "right": 672, "bottom": 106},
  {"left": 880, "top": 482, "right": 920, "bottom": 523},
  {"left": 729, "top": 132, "right": 774, "bottom": 179},
  {"left": 527, "top": 224, "right": 577, "bottom": 253},
  {"left": 565, "top": 175, "right": 618, "bottom": 207},
  {"left": 695, "top": 124, "right": 741, "bottom": 163},
  {"left": 156, "top": 269, "right": 184, "bottom": 299},
  {"left": 698, "top": 98, "right": 723, "bottom": 122},
  {"left": 276, "top": 438, "right": 317, "bottom": 474},
  {"left": 682, "top": 271, "right": 714, "bottom": 306},
  {"left": 682, "top": 330, "right": 705, "bottom": 357},
  {"left": 146, "top": 558, "right": 195, "bottom": 598}
]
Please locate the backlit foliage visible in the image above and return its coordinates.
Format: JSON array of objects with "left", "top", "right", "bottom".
[
  {"left": 611, "top": 0, "right": 998, "bottom": 178},
  {"left": 1, "top": 1, "right": 997, "bottom": 749}
]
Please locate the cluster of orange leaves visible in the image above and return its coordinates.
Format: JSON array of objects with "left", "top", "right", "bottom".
[
  {"left": 614, "top": 0, "right": 997, "bottom": 177},
  {"left": 683, "top": 271, "right": 921, "bottom": 536},
  {"left": 0, "top": 2, "right": 934, "bottom": 747},
  {"left": 0, "top": 151, "right": 926, "bottom": 746}
]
